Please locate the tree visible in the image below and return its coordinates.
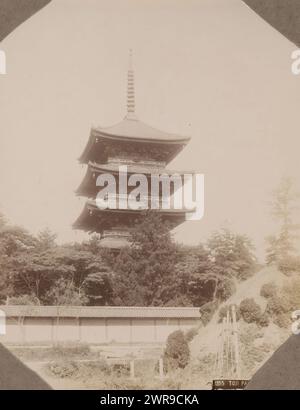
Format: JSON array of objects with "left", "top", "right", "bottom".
[
  {"left": 83, "top": 257, "right": 114, "bottom": 306},
  {"left": 169, "top": 229, "right": 255, "bottom": 311},
  {"left": 55, "top": 245, "right": 113, "bottom": 305},
  {"left": 54, "top": 247, "right": 94, "bottom": 297},
  {"left": 8, "top": 247, "right": 73, "bottom": 302},
  {"left": 0, "top": 213, "right": 6, "bottom": 229},
  {"left": 113, "top": 219, "right": 256, "bottom": 307},
  {"left": 83, "top": 273, "right": 113, "bottom": 306},
  {"left": 266, "top": 177, "right": 300, "bottom": 268},
  {"left": 7, "top": 229, "right": 63, "bottom": 302},
  {"left": 0, "top": 213, "right": 113, "bottom": 306},
  {"left": 36, "top": 228, "right": 57, "bottom": 251},
  {"left": 113, "top": 212, "right": 179, "bottom": 306},
  {"left": 0, "top": 225, "right": 36, "bottom": 257},
  {"left": 44, "top": 277, "right": 88, "bottom": 306},
  {"left": 112, "top": 248, "right": 145, "bottom": 306},
  {"left": 208, "top": 228, "right": 256, "bottom": 280},
  {"left": 172, "top": 245, "right": 212, "bottom": 307},
  {"left": 206, "top": 228, "right": 256, "bottom": 301},
  {"left": 0, "top": 214, "right": 9, "bottom": 302},
  {"left": 0, "top": 218, "right": 37, "bottom": 302},
  {"left": 82, "top": 234, "right": 102, "bottom": 255},
  {"left": 8, "top": 294, "right": 40, "bottom": 306}
]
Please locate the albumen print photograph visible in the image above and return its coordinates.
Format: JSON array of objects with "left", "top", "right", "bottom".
[{"left": 0, "top": 0, "right": 300, "bottom": 393}]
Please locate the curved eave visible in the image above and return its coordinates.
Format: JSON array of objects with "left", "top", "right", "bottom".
[
  {"left": 76, "top": 161, "right": 195, "bottom": 198},
  {"left": 78, "top": 132, "right": 95, "bottom": 164},
  {"left": 78, "top": 127, "right": 190, "bottom": 165},
  {"left": 92, "top": 126, "right": 191, "bottom": 145},
  {"left": 75, "top": 166, "right": 93, "bottom": 197},
  {"left": 73, "top": 201, "right": 192, "bottom": 233},
  {"left": 88, "top": 161, "right": 195, "bottom": 175},
  {"left": 85, "top": 198, "right": 194, "bottom": 213}
]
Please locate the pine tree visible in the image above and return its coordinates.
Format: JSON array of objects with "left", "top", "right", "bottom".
[
  {"left": 266, "top": 177, "right": 300, "bottom": 267},
  {"left": 113, "top": 212, "right": 178, "bottom": 306}
]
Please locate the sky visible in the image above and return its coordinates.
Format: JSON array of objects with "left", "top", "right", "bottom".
[{"left": 0, "top": 0, "right": 300, "bottom": 259}]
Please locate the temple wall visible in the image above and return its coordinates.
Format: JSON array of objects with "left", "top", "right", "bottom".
[
  {"left": 24, "top": 318, "right": 53, "bottom": 343},
  {"left": 0, "top": 316, "right": 200, "bottom": 345},
  {"left": 80, "top": 318, "right": 106, "bottom": 343}
]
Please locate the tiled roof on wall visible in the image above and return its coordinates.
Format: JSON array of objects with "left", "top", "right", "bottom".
[{"left": 0, "top": 306, "right": 201, "bottom": 319}]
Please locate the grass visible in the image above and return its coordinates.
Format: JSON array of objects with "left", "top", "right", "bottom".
[{"left": 11, "top": 342, "right": 101, "bottom": 362}]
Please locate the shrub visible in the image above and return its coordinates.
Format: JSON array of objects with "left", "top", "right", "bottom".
[
  {"left": 51, "top": 342, "right": 91, "bottom": 358},
  {"left": 257, "top": 312, "right": 270, "bottom": 328},
  {"left": 216, "top": 279, "right": 236, "bottom": 302},
  {"left": 273, "top": 313, "right": 290, "bottom": 329},
  {"left": 239, "top": 324, "right": 270, "bottom": 376},
  {"left": 184, "top": 327, "right": 199, "bottom": 343},
  {"left": 260, "top": 282, "right": 277, "bottom": 299},
  {"left": 281, "top": 278, "right": 300, "bottom": 311},
  {"left": 47, "top": 360, "right": 78, "bottom": 378},
  {"left": 266, "top": 294, "right": 291, "bottom": 329},
  {"left": 76, "top": 359, "right": 111, "bottom": 378},
  {"left": 200, "top": 301, "right": 218, "bottom": 326},
  {"left": 278, "top": 257, "right": 300, "bottom": 276},
  {"left": 46, "top": 358, "right": 111, "bottom": 379},
  {"left": 266, "top": 295, "right": 290, "bottom": 316},
  {"left": 239, "top": 298, "right": 262, "bottom": 324},
  {"left": 163, "top": 330, "right": 190, "bottom": 372},
  {"left": 102, "top": 375, "right": 146, "bottom": 390},
  {"left": 135, "top": 359, "right": 157, "bottom": 378},
  {"left": 193, "top": 353, "right": 215, "bottom": 378},
  {"left": 264, "top": 281, "right": 300, "bottom": 329}
]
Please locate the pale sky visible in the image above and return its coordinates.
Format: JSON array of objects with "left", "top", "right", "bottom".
[{"left": 0, "top": 0, "right": 300, "bottom": 259}]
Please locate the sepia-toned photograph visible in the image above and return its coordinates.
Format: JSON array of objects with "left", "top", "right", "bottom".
[{"left": 0, "top": 0, "right": 300, "bottom": 393}]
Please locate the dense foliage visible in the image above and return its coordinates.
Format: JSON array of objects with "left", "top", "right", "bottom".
[
  {"left": 239, "top": 298, "right": 263, "bottom": 324},
  {"left": 0, "top": 211, "right": 257, "bottom": 307},
  {"left": 266, "top": 177, "right": 300, "bottom": 274},
  {"left": 163, "top": 330, "right": 190, "bottom": 371}
]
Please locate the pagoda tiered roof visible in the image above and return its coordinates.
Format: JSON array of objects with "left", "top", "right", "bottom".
[
  {"left": 79, "top": 117, "right": 190, "bottom": 165},
  {"left": 73, "top": 51, "right": 194, "bottom": 247},
  {"left": 73, "top": 200, "right": 191, "bottom": 234},
  {"left": 94, "top": 116, "right": 189, "bottom": 142},
  {"left": 76, "top": 161, "right": 195, "bottom": 198}
]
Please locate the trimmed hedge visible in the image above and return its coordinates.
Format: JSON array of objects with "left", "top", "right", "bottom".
[{"left": 163, "top": 330, "right": 190, "bottom": 372}]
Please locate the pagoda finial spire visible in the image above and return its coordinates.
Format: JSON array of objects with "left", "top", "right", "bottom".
[{"left": 126, "top": 49, "right": 136, "bottom": 119}]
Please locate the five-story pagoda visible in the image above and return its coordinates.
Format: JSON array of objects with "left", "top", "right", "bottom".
[{"left": 74, "top": 52, "right": 193, "bottom": 249}]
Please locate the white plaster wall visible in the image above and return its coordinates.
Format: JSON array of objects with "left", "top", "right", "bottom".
[
  {"left": 0, "top": 316, "right": 200, "bottom": 345},
  {"left": 23, "top": 318, "right": 53, "bottom": 343},
  {"left": 131, "top": 319, "right": 156, "bottom": 342},
  {"left": 80, "top": 318, "right": 106, "bottom": 343},
  {"left": 155, "top": 318, "right": 181, "bottom": 342},
  {"left": 53, "top": 318, "right": 80, "bottom": 343},
  {"left": 0, "top": 318, "right": 23, "bottom": 344},
  {"left": 106, "top": 318, "right": 131, "bottom": 343},
  {"left": 179, "top": 318, "right": 198, "bottom": 331},
  {"left": 0, "top": 309, "right": 6, "bottom": 335}
]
